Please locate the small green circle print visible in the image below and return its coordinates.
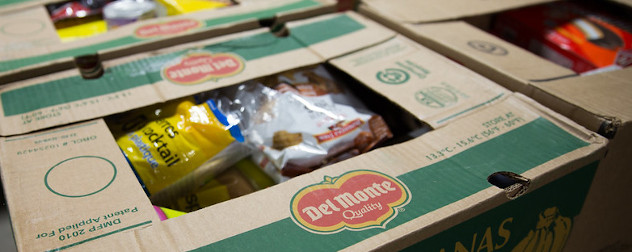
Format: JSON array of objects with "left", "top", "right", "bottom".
[
  {"left": 376, "top": 68, "right": 409, "bottom": 85},
  {"left": 45, "top": 156, "right": 117, "bottom": 198}
]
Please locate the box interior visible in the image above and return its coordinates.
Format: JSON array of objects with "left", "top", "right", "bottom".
[{"left": 100, "top": 61, "right": 427, "bottom": 216}]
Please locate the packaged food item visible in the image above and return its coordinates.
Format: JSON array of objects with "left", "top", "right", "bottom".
[
  {"left": 161, "top": 158, "right": 275, "bottom": 212},
  {"left": 492, "top": 2, "right": 632, "bottom": 74},
  {"left": 237, "top": 65, "right": 393, "bottom": 182},
  {"left": 103, "top": 0, "right": 158, "bottom": 29},
  {"left": 108, "top": 97, "right": 243, "bottom": 195},
  {"left": 155, "top": 0, "right": 231, "bottom": 16},
  {"left": 154, "top": 205, "right": 186, "bottom": 220},
  {"left": 47, "top": 0, "right": 110, "bottom": 23},
  {"left": 56, "top": 20, "right": 108, "bottom": 42},
  {"left": 47, "top": 0, "right": 112, "bottom": 40},
  {"left": 109, "top": 65, "right": 391, "bottom": 213}
]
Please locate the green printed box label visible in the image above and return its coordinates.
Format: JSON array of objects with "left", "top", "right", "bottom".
[
  {"left": 35, "top": 206, "right": 142, "bottom": 243},
  {"left": 134, "top": 19, "right": 203, "bottom": 39},
  {"left": 161, "top": 52, "right": 245, "bottom": 85},
  {"left": 291, "top": 170, "right": 410, "bottom": 234},
  {"left": 403, "top": 161, "right": 599, "bottom": 252}
]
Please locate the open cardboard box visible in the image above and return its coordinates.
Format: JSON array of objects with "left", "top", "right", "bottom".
[
  {"left": 0, "top": 12, "right": 607, "bottom": 251},
  {"left": 0, "top": 0, "right": 337, "bottom": 84},
  {"left": 359, "top": 0, "right": 632, "bottom": 137},
  {"left": 359, "top": 1, "right": 632, "bottom": 250}
]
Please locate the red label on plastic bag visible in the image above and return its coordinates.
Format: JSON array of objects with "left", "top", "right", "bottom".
[
  {"left": 135, "top": 19, "right": 202, "bottom": 38},
  {"left": 162, "top": 52, "right": 245, "bottom": 85},
  {"left": 616, "top": 49, "right": 632, "bottom": 67},
  {"left": 290, "top": 170, "right": 410, "bottom": 234},
  {"left": 315, "top": 119, "right": 364, "bottom": 144}
]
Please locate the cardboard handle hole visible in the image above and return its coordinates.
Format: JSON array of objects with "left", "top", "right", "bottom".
[
  {"left": 258, "top": 17, "right": 278, "bottom": 28},
  {"left": 74, "top": 54, "right": 104, "bottom": 79},
  {"left": 487, "top": 171, "right": 530, "bottom": 200},
  {"left": 271, "top": 23, "right": 290, "bottom": 37}
]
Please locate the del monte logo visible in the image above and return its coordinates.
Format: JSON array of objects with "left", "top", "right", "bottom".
[
  {"left": 290, "top": 170, "right": 410, "bottom": 234},
  {"left": 135, "top": 19, "right": 202, "bottom": 38},
  {"left": 161, "top": 52, "right": 245, "bottom": 85}
]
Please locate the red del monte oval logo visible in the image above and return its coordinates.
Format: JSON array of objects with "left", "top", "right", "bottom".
[
  {"left": 290, "top": 170, "right": 410, "bottom": 234},
  {"left": 135, "top": 19, "right": 202, "bottom": 38},
  {"left": 162, "top": 52, "right": 245, "bottom": 85}
]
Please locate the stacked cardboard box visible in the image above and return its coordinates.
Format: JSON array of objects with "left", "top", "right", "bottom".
[
  {"left": 360, "top": 0, "right": 632, "bottom": 250},
  {"left": 0, "top": 11, "right": 608, "bottom": 251},
  {"left": 0, "top": 0, "right": 337, "bottom": 84}
]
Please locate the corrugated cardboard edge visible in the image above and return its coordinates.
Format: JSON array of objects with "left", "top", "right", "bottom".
[
  {"left": 359, "top": 0, "right": 557, "bottom": 24},
  {"left": 565, "top": 121, "right": 632, "bottom": 251},
  {"left": 530, "top": 68, "right": 632, "bottom": 139}
]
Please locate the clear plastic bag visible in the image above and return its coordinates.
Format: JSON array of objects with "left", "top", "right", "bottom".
[{"left": 235, "top": 65, "right": 393, "bottom": 182}]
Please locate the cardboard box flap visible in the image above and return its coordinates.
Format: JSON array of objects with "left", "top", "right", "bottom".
[
  {"left": 288, "top": 12, "right": 396, "bottom": 60},
  {"left": 0, "top": 0, "right": 335, "bottom": 84},
  {"left": 0, "top": 0, "right": 54, "bottom": 13},
  {"left": 609, "top": 0, "right": 632, "bottom": 7},
  {"left": 0, "top": 12, "right": 388, "bottom": 136},
  {"left": 0, "top": 119, "right": 158, "bottom": 252},
  {"left": 401, "top": 21, "right": 576, "bottom": 91},
  {"left": 360, "top": 0, "right": 555, "bottom": 24},
  {"left": 0, "top": 6, "right": 61, "bottom": 55},
  {"left": 330, "top": 34, "right": 509, "bottom": 128},
  {"left": 530, "top": 68, "right": 632, "bottom": 136},
  {"left": 78, "top": 93, "right": 604, "bottom": 251}
]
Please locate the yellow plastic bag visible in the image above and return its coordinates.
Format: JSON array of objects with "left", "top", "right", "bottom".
[
  {"left": 156, "top": 0, "right": 229, "bottom": 15},
  {"left": 111, "top": 97, "right": 242, "bottom": 194}
]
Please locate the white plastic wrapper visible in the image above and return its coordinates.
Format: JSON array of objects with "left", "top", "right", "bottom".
[{"left": 234, "top": 65, "right": 393, "bottom": 182}]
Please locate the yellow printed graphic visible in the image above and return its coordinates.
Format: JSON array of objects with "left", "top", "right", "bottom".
[{"left": 513, "top": 207, "right": 571, "bottom": 252}]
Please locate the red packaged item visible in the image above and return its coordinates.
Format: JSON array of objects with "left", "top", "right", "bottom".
[
  {"left": 48, "top": 0, "right": 110, "bottom": 22},
  {"left": 492, "top": 2, "right": 632, "bottom": 74}
]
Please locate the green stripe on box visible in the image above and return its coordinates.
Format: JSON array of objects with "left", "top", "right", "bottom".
[
  {"left": 1, "top": 14, "right": 364, "bottom": 116},
  {"left": 0, "top": 0, "right": 322, "bottom": 73},
  {"left": 192, "top": 117, "right": 591, "bottom": 251},
  {"left": 290, "top": 14, "right": 367, "bottom": 45},
  {"left": 0, "top": 36, "right": 140, "bottom": 73},
  {"left": 403, "top": 161, "right": 598, "bottom": 252},
  {"left": 0, "top": 0, "right": 34, "bottom": 7},
  {"left": 204, "top": 0, "right": 322, "bottom": 27}
]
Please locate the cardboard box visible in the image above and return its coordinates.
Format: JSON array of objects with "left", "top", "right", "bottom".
[
  {"left": 0, "top": 12, "right": 607, "bottom": 251},
  {"left": 490, "top": 2, "right": 632, "bottom": 74},
  {"left": 527, "top": 69, "right": 632, "bottom": 252},
  {"left": 360, "top": 0, "right": 555, "bottom": 25},
  {"left": 0, "top": 12, "right": 508, "bottom": 136},
  {"left": 359, "top": 1, "right": 632, "bottom": 250},
  {"left": 0, "top": 0, "right": 337, "bottom": 84},
  {"left": 0, "top": 94, "right": 606, "bottom": 251},
  {"left": 359, "top": 1, "right": 631, "bottom": 133},
  {"left": 359, "top": 1, "right": 575, "bottom": 94}
]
